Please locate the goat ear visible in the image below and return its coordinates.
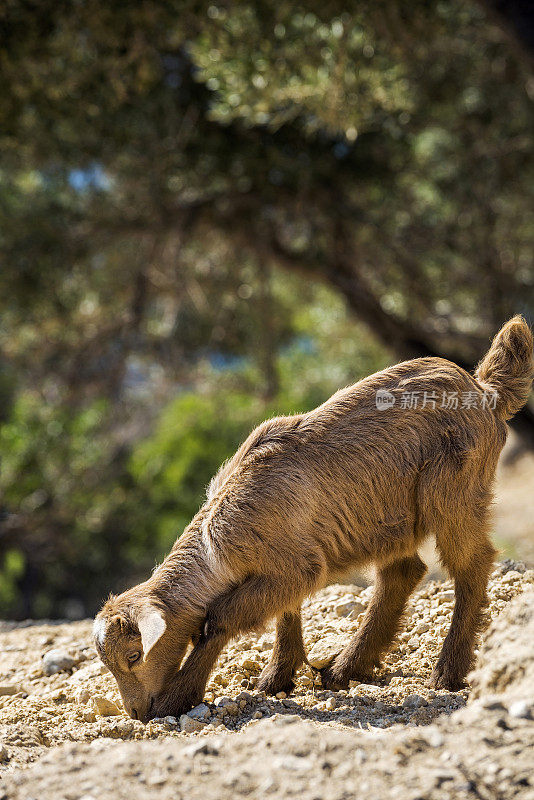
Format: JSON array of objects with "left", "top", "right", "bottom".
[{"left": 138, "top": 607, "right": 166, "bottom": 660}]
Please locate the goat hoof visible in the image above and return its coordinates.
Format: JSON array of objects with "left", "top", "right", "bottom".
[
  {"left": 319, "top": 663, "right": 349, "bottom": 691},
  {"left": 430, "top": 667, "right": 466, "bottom": 691},
  {"left": 257, "top": 668, "right": 295, "bottom": 696}
]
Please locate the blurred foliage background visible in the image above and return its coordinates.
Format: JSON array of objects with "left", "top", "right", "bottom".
[{"left": 0, "top": 0, "right": 533, "bottom": 618}]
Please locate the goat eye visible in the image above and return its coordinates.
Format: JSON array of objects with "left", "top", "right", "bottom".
[{"left": 127, "top": 652, "right": 141, "bottom": 666}]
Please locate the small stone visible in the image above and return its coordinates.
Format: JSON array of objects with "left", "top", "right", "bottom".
[
  {"left": 214, "top": 695, "right": 233, "bottom": 707},
  {"left": 164, "top": 715, "right": 178, "bottom": 726},
  {"left": 116, "top": 719, "right": 135, "bottom": 736},
  {"left": 275, "top": 692, "right": 287, "bottom": 700},
  {"left": 439, "top": 591, "right": 455, "bottom": 603},
  {"left": 501, "top": 571, "right": 521, "bottom": 583},
  {"left": 92, "top": 696, "right": 121, "bottom": 716},
  {"left": 308, "top": 636, "right": 340, "bottom": 669},
  {"left": 239, "top": 654, "right": 261, "bottom": 672},
  {"left": 42, "top": 649, "right": 77, "bottom": 676},
  {"left": 0, "top": 685, "right": 19, "bottom": 696},
  {"left": 253, "top": 710, "right": 262, "bottom": 719},
  {"left": 188, "top": 703, "right": 211, "bottom": 721},
  {"left": 82, "top": 709, "right": 97, "bottom": 723},
  {"left": 180, "top": 714, "right": 206, "bottom": 733},
  {"left": 334, "top": 600, "right": 365, "bottom": 618},
  {"left": 325, "top": 697, "right": 336, "bottom": 711},
  {"left": 414, "top": 622, "right": 430, "bottom": 634},
  {"left": 75, "top": 688, "right": 92, "bottom": 705},
  {"left": 508, "top": 700, "right": 531, "bottom": 719},
  {"left": 50, "top": 688, "right": 68, "bottom": 703},
  {"left": 426, "top": 730, "right": 444, "bottom": 747},
  {"left": 183, "top": 739, "right": 221, "bottom": 757},
  {"left": 0, "top": 744, "right": 9, "bottom": 763},
  {"left": 402, "top": 694, "right": 427, "bottom": 709}
]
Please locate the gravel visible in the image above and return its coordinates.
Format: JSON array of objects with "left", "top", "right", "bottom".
[{"left": 0, "top": 560, "right": 533, "bottom": 798}]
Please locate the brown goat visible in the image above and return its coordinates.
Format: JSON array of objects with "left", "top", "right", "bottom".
[{"left": 94, "top": 316, "right": 533, "bottom": 722}]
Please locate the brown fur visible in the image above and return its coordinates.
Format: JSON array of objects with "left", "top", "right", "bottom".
[{"left": 94, "top": 316, "right": 533, "bottom": 722}]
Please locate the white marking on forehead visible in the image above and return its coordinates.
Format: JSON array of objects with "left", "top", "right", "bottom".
[{"left": 93, "top": 617, "right": 107, "bottom": 647}]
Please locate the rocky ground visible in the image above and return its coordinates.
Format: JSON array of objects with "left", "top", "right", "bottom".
[{"left": 1, "top": 560, "right": 533, "bottom": 799}]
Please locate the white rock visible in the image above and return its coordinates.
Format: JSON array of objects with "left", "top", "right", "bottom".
[
  {"left": 508, "top": 700, "right": 531, "bottom": 719},
  {"left": 501, "top": 571, "right": 521, "bottom": 583},
  {"left": 359, "top": 586, "right": 374, "bottom": 603},
  {"left": 325, "top": 697, "right": 336, "bottom": 711},
  {"left": 42, "top": 649, "right": 77, "bottom": 676},
  {"left": 273, "top": 755, "right": 313, "bottom": 772},
  {"left": 426, "top": 730, "right": 444, "bottom": 747},
  {"left": 68, "top": 662, "right": 108, "bottom": 683},
  {"left": 307, "top": 636, "right": 340, "bottom": 669},
  {"left": 353, "top": 683, "right": 381, "bottom": 694},
  {"left": 335, "top": 600, "right": 364, "bottom": 617}
]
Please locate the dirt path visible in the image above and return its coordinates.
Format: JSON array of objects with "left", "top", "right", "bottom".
[{"left": 1, "top": 562, "right": 533, "bottom": 798}]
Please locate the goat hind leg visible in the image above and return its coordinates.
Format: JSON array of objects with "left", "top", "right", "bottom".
[
  {"left": 431, "top": 537, "right": 495, "bottom": 690},
  {"left": 321, "top": 553, "right": 427, "bottom": 690}
]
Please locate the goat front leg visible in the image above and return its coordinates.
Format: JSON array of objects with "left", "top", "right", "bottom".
[
  {"left": 149, "top": 630, "right": 226, "bottom": 720},
  {"left": 257, "top": 610, "right": 306, "bottom": 695},
  {"left": 150, "top": 573, "right": 310, "bottom": 718}
]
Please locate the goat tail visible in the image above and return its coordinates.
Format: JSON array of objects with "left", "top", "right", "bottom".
[{"left": 475, "top": 315, "right": 534, "bottom": 420}]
